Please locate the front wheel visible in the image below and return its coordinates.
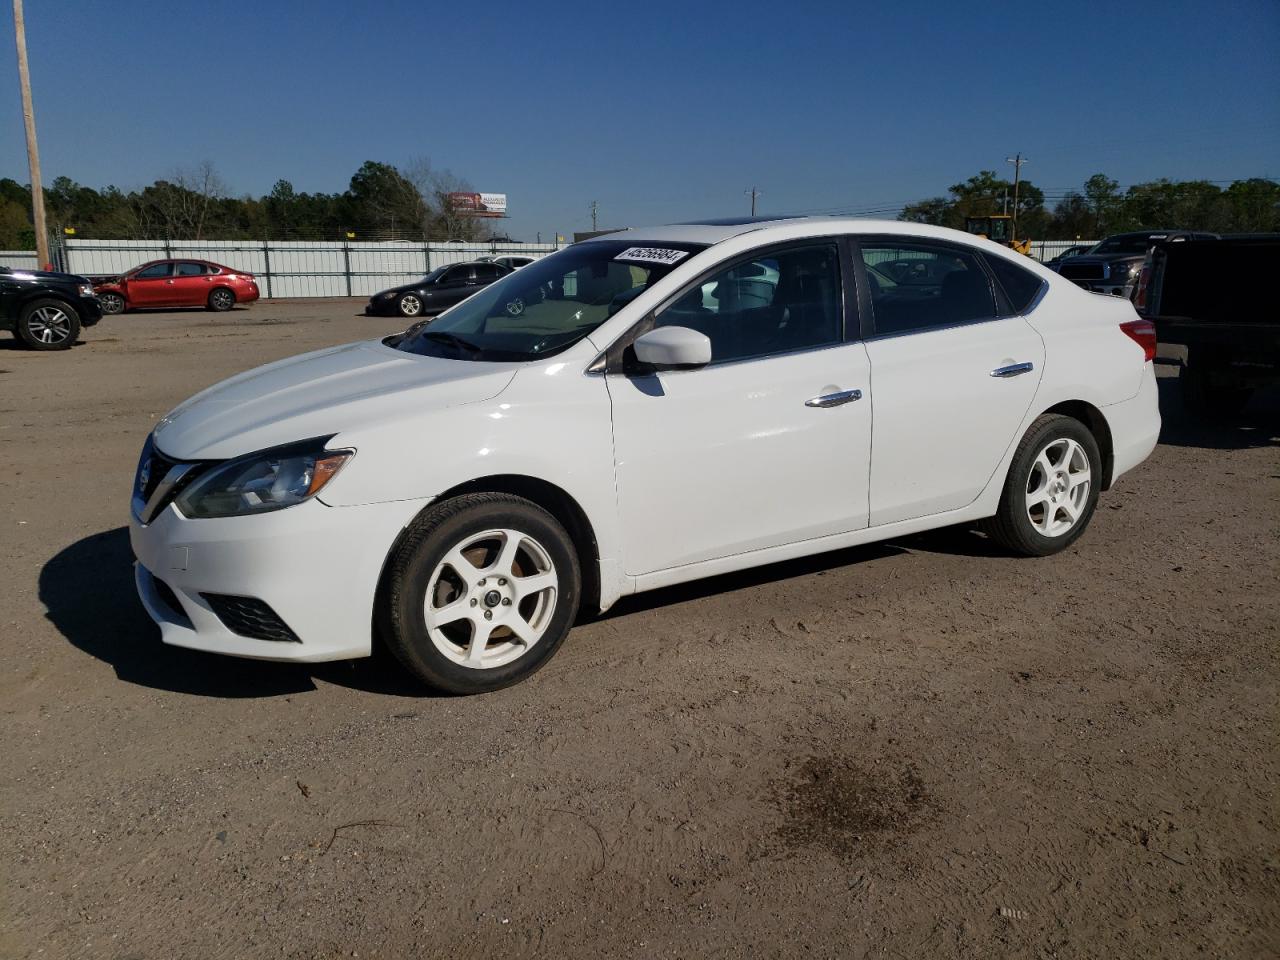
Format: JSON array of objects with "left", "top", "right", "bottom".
[
  {"left": 398, "top": 293, "right": 424, "bottom": 317},
  {"left": 985, "top": 414, "right": 1101, "bottom": 557},
  {"left": 207, "top": 288, "right": 236, "bottom": 312},
  {"left": 381, "top": 493, "right": 582, "bottom": 694},
  {"left": 98, "top": 292, "right": 126, "bottom": 315},
  {"left": 17, "top": 299, "right": 81, "bottom": 350}
]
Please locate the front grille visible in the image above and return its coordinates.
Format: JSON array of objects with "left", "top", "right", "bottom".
[
  {"left": 1058, "top": 263, "right": 1105, "bottom": 281},
  {"left": 202, "top": 593, "right": 301, "bottom": 643},
  {"left": 140, "top": 448, "right": 178, "bottom": 502}
]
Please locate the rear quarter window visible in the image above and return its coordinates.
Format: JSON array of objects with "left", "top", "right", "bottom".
[{"left": 985, "top": 254, "right": 1046, "bottom": 314}]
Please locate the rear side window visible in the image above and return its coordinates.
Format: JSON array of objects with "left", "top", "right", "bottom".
[
  {"left": 985, "top": 254, "right": 1045, "bottom": 314},
  {"left": 860, "top": 242, "right": 996, "bottom": 335},
  {"left": 176, "top": 262, "right": 206, "bottom": 277},
  {"left": 475, "top": 264, "right": 503, "bottom": 281}
]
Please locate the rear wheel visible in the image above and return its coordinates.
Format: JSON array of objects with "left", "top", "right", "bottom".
[
  {"left": 207, "top": 288, "right": 235, "bottom": 312},
  {"left": 98, "top": 292, "right": 126, "bottom": 315},
  {"left": 381, "top": 493, "right": 581, "bottom": 694},
  {"left": 17, "top": 299, "right": 81, "bottom": 350},
  {"left": 985, "top": 414, "right": 1101, "bottom": 557}
]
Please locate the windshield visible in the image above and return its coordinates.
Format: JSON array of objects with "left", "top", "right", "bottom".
[
  {"left": 390, "top": 240, "right": 706, "bottom": 361},
  {"left": 1092, "top": 234, "right": 1164, "bottom": 255}
]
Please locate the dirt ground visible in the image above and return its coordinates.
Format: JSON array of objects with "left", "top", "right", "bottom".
[{"left": 1, "top": 300, "right": 1276, "bottom": 959}]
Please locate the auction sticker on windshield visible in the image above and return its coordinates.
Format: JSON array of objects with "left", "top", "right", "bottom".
[{"left": 615, "top": 247, "right": 690, "bottom": 266}]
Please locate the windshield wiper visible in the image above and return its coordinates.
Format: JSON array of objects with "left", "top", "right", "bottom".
[{"left": 418, "top": 331, "right": 483, "bottom": 356}]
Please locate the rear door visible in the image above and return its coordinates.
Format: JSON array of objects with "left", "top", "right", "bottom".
[
  {"left": 172, "top": 261, "right": 211, "bottom": 306},
  {"left": 127, "top": 261, "right": 176, "bottom": 307},
  {"left": 856, "top": 238, "right": 1045, "bottom": 526}
]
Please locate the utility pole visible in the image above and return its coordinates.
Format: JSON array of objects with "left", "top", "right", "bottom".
[
  {"left": 12, "top": 0, "right": 49, "bottom": 267},
  {"left": 1005, "top": 153, "right": 1028, "bottom": 241},
  {"left": 589, "top": 200, "right": 598, "bottom": 232},
  {"left": 745, "top": 187, "right": 761, "bottom": 216}
]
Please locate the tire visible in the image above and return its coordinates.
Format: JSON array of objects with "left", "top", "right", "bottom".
[
  {"left": 398, "top": 293, "right": 424, "bottom": 318},
  {"left": 984, "top": 414, "right": 1101, "bottom": 557},
  {"left": 207, "top": 288, "right": 236, "bottom": 312},
  {"left": 16, "top": 298, "right": 81, "bottom": 350},
  {"left": 381, "top": 493, "right": 582, "bottom": 694},
  {"left": 98, "top": 292, "right": 126, "bottom": 315}
]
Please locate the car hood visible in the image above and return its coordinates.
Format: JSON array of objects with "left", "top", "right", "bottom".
[
  {"left": 1, "top": 266, "right": 88, "bottom": 284},
  {"left": 152, "top": 339, "right": 517, "bottom": 460},
  {"left": 372, "top": 282, "right": 426, "bottom": 298}
]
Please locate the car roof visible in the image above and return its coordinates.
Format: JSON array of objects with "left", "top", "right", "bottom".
[{"left": 577, "top": 216, "right": 1002, "bottom": 248}]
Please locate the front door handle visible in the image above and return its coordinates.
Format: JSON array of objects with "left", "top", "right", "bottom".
[
  {"left": 805, "top": 389, "right": 862, "bottom": 408},
  {"left": 990, "top": 361, "right": 1034, "bottom": 378}
]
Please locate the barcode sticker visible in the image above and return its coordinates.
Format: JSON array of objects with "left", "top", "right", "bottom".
[{"left": 614, "top": 247, "right": 690, "bottom": 266}]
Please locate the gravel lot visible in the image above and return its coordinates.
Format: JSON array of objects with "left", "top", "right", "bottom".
[{"left": 2, "top": 299, "right": 1276, "bottom": 959}]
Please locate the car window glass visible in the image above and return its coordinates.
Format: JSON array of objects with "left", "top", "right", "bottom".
[
  {"left": 135, "top": 262, "right": 173, "bottom": 279},
  {"left": 984, "top": 254, "right": 1045, "bottom": 313},
  {"left": 441, "top": 266, "right": 471, "bottom": 284},
  {"left": 653, "top": 244, "right": 842, "bottom": 364},
  {"left": 176, "top": 262, "right": 205, "bottom": 277},
  {"left": 392, "top": 240, "right": 702, "bottom": 361},
  {"left": 860, "top": 243, "right": 996, "bottom": 335},
  {"left": 476, "top": 264, "right": 502, "bottom": 281}
]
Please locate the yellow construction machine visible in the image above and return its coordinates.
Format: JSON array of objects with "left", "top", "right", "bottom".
[{"left": 964, "top": 215, "right": 1032, "bottom": 256}]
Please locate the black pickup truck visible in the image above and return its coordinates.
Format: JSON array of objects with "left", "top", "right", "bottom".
[{"left": 1137, "top": 235, "right": 1280, "bottom": 415}]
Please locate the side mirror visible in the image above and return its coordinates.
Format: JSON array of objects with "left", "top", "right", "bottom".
[{"left": 632, "top": 326, "right": 711, "bottom": 371}]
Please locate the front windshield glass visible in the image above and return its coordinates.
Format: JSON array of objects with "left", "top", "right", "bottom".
[
  {"left": 1092, "top": 234, "right": 1162, "bottom": 255},
  {"left": 390, "top": 240, "right": 706, "bottom": 361}
]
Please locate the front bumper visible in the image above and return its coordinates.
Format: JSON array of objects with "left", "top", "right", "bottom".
[
  {"left": 76, "top": 294, "right": 104, "bottom": 326},
  {"left": 130, "top": 494, "right": 432, "bottom": 662},
  {"left": 364, "top": 298, "right": 400, "bottom": 316}
]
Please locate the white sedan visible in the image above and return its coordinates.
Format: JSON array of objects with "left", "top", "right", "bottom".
[{"left": 129, "top": 217, "right": 1160, "bottom": 693}]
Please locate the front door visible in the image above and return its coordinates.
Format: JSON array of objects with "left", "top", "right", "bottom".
[
  {"left": 127, "top": 261, "right": 176, "bottom": 307},
  {"left": 857, "top": 238, "right": 1045, "bottom": 526},
  {"left": 609, "top": 241, "right": 872, "bottom": 576}
]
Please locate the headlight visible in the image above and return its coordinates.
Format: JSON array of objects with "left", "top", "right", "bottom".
[
  {"left": 1110, "top": 261, "right": 1139, "bottom": 281},
  {"left": 79, "top": 283, "right": 95, "bottom": 297},
  {"left": 174, "top": 438, "right": 352, "bottom": 519},
  {"left": 380, "top": 291, "right": 398, "bottom": 299}
]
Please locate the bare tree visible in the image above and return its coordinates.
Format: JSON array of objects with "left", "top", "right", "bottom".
[
  {"left": 426, "top": 167, "right": 493, "bottom": 242},
  {"left": 145, "top": 161, "right": 228, "bottom": 240}
]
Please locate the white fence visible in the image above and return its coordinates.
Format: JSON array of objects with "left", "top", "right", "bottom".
[
  {"left": 0, "top": 250, "right": 41, "bottom": 270},
  {"left": 56, "top": 239, "right": 566, "bottom": 298}
]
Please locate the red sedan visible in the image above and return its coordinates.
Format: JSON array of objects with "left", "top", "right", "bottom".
[{"left": 94, "top": 259, "right": 261, "bottom": 314}]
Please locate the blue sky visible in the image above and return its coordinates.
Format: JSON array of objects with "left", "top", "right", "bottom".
[{"left": 2, "top": 0, "right": 1278, "bottom": 239}]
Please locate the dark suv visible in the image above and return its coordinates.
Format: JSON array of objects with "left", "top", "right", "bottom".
[
  {"left": 1, "top": 265, "right": 103, "bottom": 349},
  {"left": 1051, "top": 231, "right": 1216, "bottom": 298}
]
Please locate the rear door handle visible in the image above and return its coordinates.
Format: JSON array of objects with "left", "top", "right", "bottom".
[
  {"left": 990, "top": 362, "right": 1034, "bottom": 378},
  {"left": 805, "top": 389, "right": 862, "bottom": 408}
]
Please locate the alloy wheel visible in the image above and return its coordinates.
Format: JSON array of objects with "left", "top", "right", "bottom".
[
  {"left": 100, "top": 293, "right": 125, "bottom": 315},
  {"left": 27, "top": 306, "right": 73, "bottom": 345},
  {"left": 211, "top": 290, "right": 234, "bottom": 310},
  {"left": 423, "top": 528, "right": 559, "bottom": 669},
  {"left": 400, "top": 294, "right": 423, "bottom": 317},
  {"left": 1025, "top": 437, "right": 1091, "bottom": 537}
]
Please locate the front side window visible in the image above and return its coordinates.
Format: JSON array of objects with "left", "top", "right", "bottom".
[
  {"left": 176, "top": 262, "right": 206, "bottom": 277},
  {"left": 440, "top": 266, "right": 472, "bottom": 285},
  {"left": 653, "top": 243, "right": 842, "bottom": 364},
  {"left": 135, "top": 262, "right": 173, "bottom": 279},
  {"left": 390, "top": 240, "right": 706, "bottom": 362},
  {"left": 860, "top": 242, "right": 996, "bottom": 335}
]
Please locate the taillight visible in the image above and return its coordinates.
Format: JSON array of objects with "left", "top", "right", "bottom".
[
  {"left": 1120, "top": 318, "right": 1156, "bottom": 362},
  {"left": 1133, "top": 261, "right": 1151, "bottom": 312}
]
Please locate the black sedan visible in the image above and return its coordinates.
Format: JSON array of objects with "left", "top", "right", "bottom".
[{"left": 365, "top": 261, "right": 511, "bottom": 318}]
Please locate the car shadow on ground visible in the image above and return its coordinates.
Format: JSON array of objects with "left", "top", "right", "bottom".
[
  {"left": 39, "top": 527, "right": 426, "bottom": 700},
  {"left": 1156, "top": 376, "right": 1279, "bottom": 451}
]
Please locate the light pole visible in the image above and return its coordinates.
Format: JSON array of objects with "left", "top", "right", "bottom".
[
  {"left": 745, "top": 187, "right": 761, "bottom": 216},
  {"left": 1005, "top": 153, "right": 1028, "bottom": 242},
  {"left": 12, "top": 0, "right": 49, "bottom": 267}
]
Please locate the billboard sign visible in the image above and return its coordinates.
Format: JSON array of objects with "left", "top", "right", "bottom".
[{"left": 447, "top": 192, "right": 508, "bottom": 218}]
